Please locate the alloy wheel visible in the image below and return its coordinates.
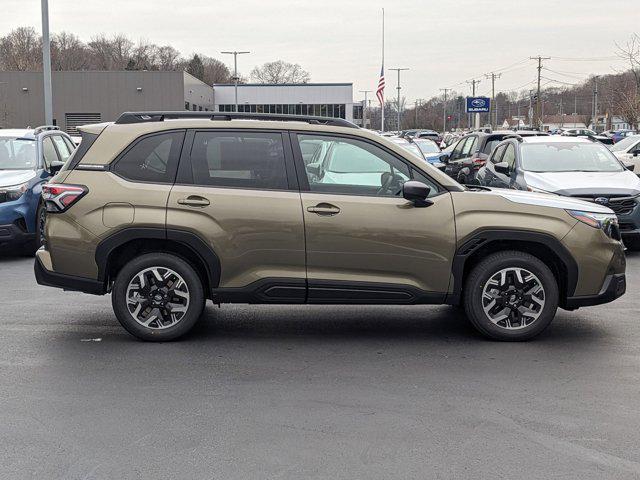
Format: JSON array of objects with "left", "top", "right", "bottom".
[
  {"left": 481, "top": 267, "right": 545, "bottom": 330},
  {"left": 125, "top": 267, "right": 190, "bottom": 329}
]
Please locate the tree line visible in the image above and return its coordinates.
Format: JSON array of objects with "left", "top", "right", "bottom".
[{"left": 0, "top": 27, "right": 311, "bottom": 85}]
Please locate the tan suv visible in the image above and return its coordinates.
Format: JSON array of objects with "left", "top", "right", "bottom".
[{"left": 34, "top": 112, "right": 627, "bottom": 341}]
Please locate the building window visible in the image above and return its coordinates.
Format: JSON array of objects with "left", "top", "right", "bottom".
[
  {"left": 185, "top": 102, "right": 190, "bottom": 110},
  {"left": 192, "top": 104, "right": 197, "bottom": 111}
]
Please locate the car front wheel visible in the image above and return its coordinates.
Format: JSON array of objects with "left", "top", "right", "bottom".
[
  {"left": 111, "top": 253, "right": 205, "bottom": 341},
  {"left": 463, "top": 251, "right": 559, "bottom": 341}
]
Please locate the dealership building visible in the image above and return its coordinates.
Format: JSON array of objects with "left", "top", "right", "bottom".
[
  {"left": 0, "top": 70, "right": 213, "bottom": 134},
  {"left": 212, "top": 83, "right": 361, "bottom": 124},
  {"left": 0, "top": 72, "right": 361, "bottom": 133}
]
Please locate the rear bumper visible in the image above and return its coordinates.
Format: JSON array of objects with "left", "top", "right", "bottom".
[
  {"left": 564, "top": 273, "right": 626, "bottom": 309},
  {"left": 34, "top": 248, "right": 105, "bottom": 295},
  {"left": 0, "top": 222, "right": 34, "bottom": 246}
]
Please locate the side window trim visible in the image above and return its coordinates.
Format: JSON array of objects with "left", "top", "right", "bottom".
[{"left": 289, "top": 130, "right": 444, "bottom": 197}]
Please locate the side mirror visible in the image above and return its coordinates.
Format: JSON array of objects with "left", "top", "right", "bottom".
[
  {"left": 306, "top": 162, "right": 320, "bottom": 177},
  {"left": 49, "top": 160, "right": 64, "bottom": 175},
  {"left": 633, "top": 150, "right": 639, "bottom": 157},
  {"left": 402, "top": 181, "right": 432, "bottom": 207},
  {"left": 439, "top": 153, "right": 449, "bottom": 163},
  {"left": 494, "top": 161, "right": 510, "bottom": 175},
  {"left": 623, "top": 162, "right": 635, "bottom": 172}
]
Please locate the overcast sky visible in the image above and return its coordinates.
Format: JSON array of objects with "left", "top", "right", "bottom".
[{"left": 2, "top": 0, "right": 637, "bottom": 103}]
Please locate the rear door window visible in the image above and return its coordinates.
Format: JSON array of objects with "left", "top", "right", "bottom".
[
  {"left": 189, "top": 131, "right": 288, "bottom": 190},
  {"left": 461, "top": 136, "right": 477, "bottom": 157}
]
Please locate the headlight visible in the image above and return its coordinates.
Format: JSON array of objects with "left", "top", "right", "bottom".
[
  {"left": 566, "top": 210, "right": 620, "bottom": 239},
  {"left": 1, "top": 182, "right": 29, "bottom": 201}
]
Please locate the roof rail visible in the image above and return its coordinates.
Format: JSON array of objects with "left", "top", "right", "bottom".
[
  {"left": 502, "top": 133, "right": 523, "bottom": 142},
  {"left": 33, "top": 125, "right": 60, "bottom": 135},
  {"left": 115, "top": 111, "right": 359, "bottom": 129}
]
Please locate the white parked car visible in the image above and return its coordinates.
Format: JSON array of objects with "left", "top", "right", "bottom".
[{"left": 610, "top": 134, "right": 640, "bottom": 174}]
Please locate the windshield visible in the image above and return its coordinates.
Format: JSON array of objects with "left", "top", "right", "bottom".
[
  {"left": 610, "top": 135, "right": 640, "bottom": 152},
  {"left": 413, "top": 140, "right": 440, "bottom": 153},
  {"left": 399, "top": 143, "right": 425, "bottom": 159},
  {"left": 0, "top": 137, "right": 37, "bottom": 170},
  {"left": 521, "top": 142, "right": 624, "bottom": 173}
]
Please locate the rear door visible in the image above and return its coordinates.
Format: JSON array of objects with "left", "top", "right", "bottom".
[
  {"left": 167, "top": 129, "right": 306, "bottom": 298},
  {"left": 292, "top": 132, "right": 456, "bottom": 302}
]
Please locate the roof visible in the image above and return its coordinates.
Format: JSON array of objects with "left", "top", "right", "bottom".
[{"left": 522, "top": 136, "right": 591, "bottom": 144}]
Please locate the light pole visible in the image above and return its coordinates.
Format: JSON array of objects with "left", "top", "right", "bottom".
[
  {"left": 41, "top": 0, "right": 53, "bottom": 125},
  {"left": 389, "top": 68, "right": 409, "bottom": 131},
  {"left": 221, "top": 51, "right": 250, "bottom": 112},
  {"left": 359, "top": 90, "right": 371, "bottom": 127}
]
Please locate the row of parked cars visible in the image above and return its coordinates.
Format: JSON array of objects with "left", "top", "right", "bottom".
[{"left": 379, "top": 127, "right": 640, "bottom": 250}]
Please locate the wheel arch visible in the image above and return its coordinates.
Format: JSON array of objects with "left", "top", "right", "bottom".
[
  {"left": 448, "top": 229, "right": 578, "bottom": 308},
  {"left": 95, "top": 228, "right": 221, "bottom": 298}
]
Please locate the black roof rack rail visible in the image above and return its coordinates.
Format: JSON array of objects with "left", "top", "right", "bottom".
[{"left": 115, "top": 111, "right": 359, "bottom": 129}]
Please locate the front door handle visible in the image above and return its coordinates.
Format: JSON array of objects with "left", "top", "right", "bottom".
[
  {"left": 177, "top": 195, "right": 210, "bottom": 207},
  {"left": 307, "top": 203, "right": 340, "bottom": 216}
]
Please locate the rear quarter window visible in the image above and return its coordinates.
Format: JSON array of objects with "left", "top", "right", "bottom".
[{"left": 113, "top": 131, "right": 185, "bottom": 183}]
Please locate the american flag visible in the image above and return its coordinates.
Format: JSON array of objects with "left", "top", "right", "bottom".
[{"left": 376, "top": 65, "right": 385, "bottom": 106}]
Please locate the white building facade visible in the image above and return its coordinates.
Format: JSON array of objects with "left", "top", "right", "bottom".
[{"left": 212, "top": 83, "right": 358, "bottom": 124}]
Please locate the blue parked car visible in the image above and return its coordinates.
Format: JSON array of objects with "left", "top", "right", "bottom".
[
  {"left": 612, "top": 129, "right": 637, "bottom": 143},
  {"left": 0, "top": 126, "right": 75, "bottom": 253}
]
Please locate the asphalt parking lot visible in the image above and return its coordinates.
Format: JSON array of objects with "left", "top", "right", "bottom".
[{"left": 1, "top": 251, "right": 639, "bottom": 480}]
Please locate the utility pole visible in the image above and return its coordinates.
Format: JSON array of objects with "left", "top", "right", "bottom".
[
  {"left": 592, "top": 75, "right": 599, "bottom": 131},
  {"left": 466, "top": 79, "right": 480, "bottom": 130},
  {"left": 389, "top": 67, "right": 409, "bottom": 131},
  {"left": 41, "top": 0, "right": 53, "bottom": 125},
  {"left": 359, "top": 90, "right": 371, "bottom": 127},
  {"left": 440, "top": 88, "right": 450, "bottom": 133},
  {"left": 484, "top": 72, "right": 501, "bottom": 129},
  {"left": 221, "top": 51, "right": 250, "bottom": 112},
  {"left": 574, "top": 94, "right": 577, "bottom": 115},
  {"left": 414, "top": 99, "right": 419, "bottom": 126},
  {"left": 530, "top": 55, "right": 550, "bottom": 129}
]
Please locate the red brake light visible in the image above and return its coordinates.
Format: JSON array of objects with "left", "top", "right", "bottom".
[{"left": 42, "top": 184, "right": 87, "bottom": 212}]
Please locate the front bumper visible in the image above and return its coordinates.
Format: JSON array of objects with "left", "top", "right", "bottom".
[
  {"left": 564, "top": 273, "right": 626, "bottom": 309},
  {"left": 0, "top": 222, "right": 34, "bottom": 246},
  {"left": 34, "top": 248, "right": 105, "bottom": 295}
]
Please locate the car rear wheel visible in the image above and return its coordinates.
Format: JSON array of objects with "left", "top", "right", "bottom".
[
  {"left": 463, "top": 251, "right": 559, "bottom": 341},
  {"left": 111, "top": 253, "right": 205, "bottom": 341}
]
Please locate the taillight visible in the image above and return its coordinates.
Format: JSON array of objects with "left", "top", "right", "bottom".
[{"left": 42, "top": 184, "right": 87, "bottom": 212}]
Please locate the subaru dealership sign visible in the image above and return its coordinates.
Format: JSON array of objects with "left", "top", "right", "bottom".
[{"left": 466, "top": 97, "right": 491, "bottom": 113}]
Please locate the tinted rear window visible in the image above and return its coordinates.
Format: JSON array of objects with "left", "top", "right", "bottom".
[{"left": 114, "top": 131, "right": 184, "bottom": 183}]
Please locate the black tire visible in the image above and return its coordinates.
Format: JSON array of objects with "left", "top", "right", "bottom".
[
  {"left": 35, "top": 202, "right": 46, "bottom": 248},
  {"left": 111, "top": 253, "right": 205, "bottom": 341},
  {"left": 463, "top": 250, "right": 559, "bottom": 341}
]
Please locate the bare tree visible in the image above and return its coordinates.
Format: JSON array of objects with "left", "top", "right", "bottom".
[
  {"left": 250, "top": 60, "right": 310, "bottom": 84},
  {"left": 201, "top": 55, "right": 231, "bottom": 85},
  {"left": 87, "top": 33, "right": 133, "bottom": 70},
  {"left": 0, "top": 26, "right": 42, "bottom": 70},
  {"left": 51, "top": 32, "right": 88, "bottom": 70},
  {"left": 156, "top": 45, "right": 181, "bottom": 70},
  {"left": 614, "top": 34, "right": 640, "bottom": 127}
]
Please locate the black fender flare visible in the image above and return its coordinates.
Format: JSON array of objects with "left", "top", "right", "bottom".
[
  {"left": 446, "top": 229, "right": 578, "bottom": 305},
  {"left": 94, "top": 227, "right": 221, "bottom": 289}
]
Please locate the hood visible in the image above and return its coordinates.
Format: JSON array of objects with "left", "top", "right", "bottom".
[
  {"left": 487, "top": 188, "right": 613, "bottom": 214},
  {"left": 523, "top": 170, "right": 640, "bottom": 196},
  {"left": 0, "top": 170, "right": 37, "bottom": 188}
]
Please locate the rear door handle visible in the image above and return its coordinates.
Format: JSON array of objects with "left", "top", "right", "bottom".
[
  {"left": 307, "top": 203, "right": 340, "bottom": 216},
  {"left": 177, "top": 195, "right": 210, "bottom": 207}
]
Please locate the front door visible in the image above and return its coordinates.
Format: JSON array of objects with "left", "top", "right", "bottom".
[
  {"left": 167, "top": 129, "right": 306, "bottom": 301},
  {"left": 292, "top": 133, "right": 456, "bottom": 303}
]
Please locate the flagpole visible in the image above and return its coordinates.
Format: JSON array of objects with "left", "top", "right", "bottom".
[{"left": 381, "top": 8, "right": 385, "bottom": 132}]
